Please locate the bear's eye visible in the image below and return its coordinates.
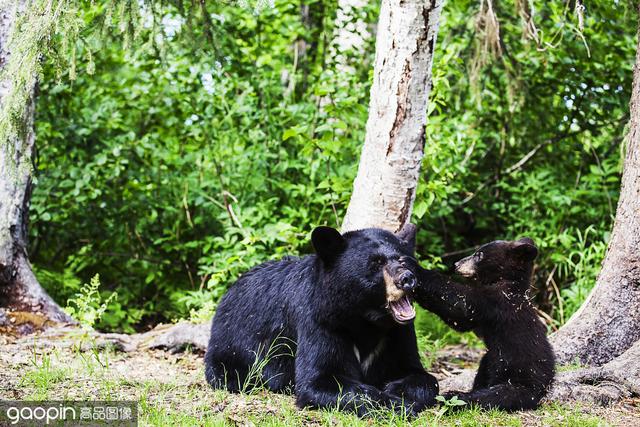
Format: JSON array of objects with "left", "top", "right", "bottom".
[
  {"left": 369, "top": 255, "right": 386, "bottom": 268},
  {"left": 474, "top": 252, "right": 484, "bottom": 261}
]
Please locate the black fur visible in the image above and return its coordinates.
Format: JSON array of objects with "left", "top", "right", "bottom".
[
  {"left": 401, "top": 238, "right": 555, "bottom": 411},
  {"left": 204, "top": 226, "right": 438, "bottom": 416}
]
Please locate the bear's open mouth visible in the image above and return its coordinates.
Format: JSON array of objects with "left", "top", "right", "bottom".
[
  {"left": 382, "top": 266, "right": 417, "bottom": 324},
  {"left": 387, "top": 295, "right": 416, "bottom": 324}
]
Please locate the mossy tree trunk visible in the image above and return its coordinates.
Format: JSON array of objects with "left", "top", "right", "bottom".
[{"left": 0, "top": 3, "right": 71, "bottom": 327}]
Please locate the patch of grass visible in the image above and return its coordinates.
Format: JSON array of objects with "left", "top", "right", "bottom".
[
  {"left": 437, "top": 406, "right": 522, "bottom": 427},
  {"left": 556, "top": 359, "right": 588, "bottom": 373},
  {"left": 72, "top": 341, "right": 112, "bottom": 375},
  {"left": 19, "top": 348, "right": 70, "bottom": 399},
  {"left": 241, "top": 335, "right": 295, "bottom": 394},
  {"left": 139, "top": 393, "right": 228, "bottom": 426},
  {"left": 6, "top": 338, "right": 622, "bottom": 427},
  {"left": 538, "top": 403, "right": 611, "bottom": 427}
]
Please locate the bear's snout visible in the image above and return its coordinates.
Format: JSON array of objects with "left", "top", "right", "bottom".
[
  {"left": 385, "top": 261, "right": 416, "bottom": 291},
  {"left": 395, "top": 270, "right": 416, "bottom": 291}
]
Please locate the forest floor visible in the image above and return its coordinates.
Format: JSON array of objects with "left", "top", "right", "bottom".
[{"left": 1, "top": 329, "right": 639, "bottom": 426}]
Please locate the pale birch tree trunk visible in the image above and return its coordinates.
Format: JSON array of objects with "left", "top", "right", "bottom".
[
  {"left": 0, "top": 3, "right": 72, "bottom": 326},
  {"left": 341, "top": 0, "right": 443, "bottom": 233}
]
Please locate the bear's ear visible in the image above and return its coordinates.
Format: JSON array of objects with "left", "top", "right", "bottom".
[
  {"left": 395, "top": 223, "right": 417, "bottom": 252},
  {"left": 512, "top": 238, "right": 538, "bottom": 261},
  {"left": 312, "top": 226, "right": 346, "bottom": 262}
]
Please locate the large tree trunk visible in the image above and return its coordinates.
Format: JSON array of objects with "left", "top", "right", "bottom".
[
  {"left": 550, "top": 22, "right": 640, "bottom": 367},
  {"left": 0, "top": 3, "right": 72, "bottom": 328},
  {"left": 341, "top": 0, "right": 443, "bottom": 233}
]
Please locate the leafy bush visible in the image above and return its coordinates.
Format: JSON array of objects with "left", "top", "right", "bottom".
[
  {"left": 32, "top": 0, "right": 373, "bottom": 332},
  {"left": 31, "top": 1, "right": 636, "bottom": 334}
]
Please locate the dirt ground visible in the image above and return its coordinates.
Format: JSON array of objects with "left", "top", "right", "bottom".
[{"left": 1, "top": 330, "right": 639, "bottom": 426}]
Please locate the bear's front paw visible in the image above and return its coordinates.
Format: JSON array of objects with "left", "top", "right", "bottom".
[
  {"left": 383, "top": 378, "right": 407, "bottom": 398},
  {"left": 384, "top": 378, "right": 436, "bottom": 413}
]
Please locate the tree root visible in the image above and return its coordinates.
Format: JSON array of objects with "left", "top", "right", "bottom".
[
  {"left": 439, "top": 340, "right": 640, "bottom": 406},
  {"left": 2, "top": 321, "right": 211, "bottom": 354},
  {"left": 141, "top": 321, "right": 209, "bottom": 353},
  {"left": 548, "top": 340, "right": 640, "bottom": 405},
  {"left": 547, "top": 368, "right": 635, "bottom": 405}
]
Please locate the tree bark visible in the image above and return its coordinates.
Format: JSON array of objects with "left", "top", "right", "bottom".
[
  {"left": 341, "top": 0, "right": 443, "bottom": 233},
  {"left": 547, "top": 339, "right": 640, "bottom": 405},
  {"left": 0, "top": 3, "right": 72, "bottom": 327},
  {"left": 550, "top": 21, "right": 640, "bottom": 367}
]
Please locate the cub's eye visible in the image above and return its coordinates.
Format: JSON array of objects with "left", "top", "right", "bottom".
[
  {"left": 369, "top": 255, "right": 386, "bottom": 268},
  {"left": 474, "top": 252, "right": 484, "bottom": 261}
]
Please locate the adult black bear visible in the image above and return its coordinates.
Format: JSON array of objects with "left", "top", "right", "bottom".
[
  {"left": 401, "top": 238, "right": 555, "bottom": 411},
  {"left": 204, "top": 225, "right": 438, "bottom": 416}
]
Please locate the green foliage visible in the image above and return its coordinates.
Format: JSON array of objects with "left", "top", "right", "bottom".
[
  {"left": 27, "top": 0, "right": 638, "bottom": 338},
  {"left": 415, "top": 308, "right": 484, "bottom": 354},
  {"left": 64, "top": 274, "right": 117, "bottom": 329},
  {"left": 435, "top": 395, "right": 468, "bottom": 414},
  {"left": 32, "top": 0, "right": 374, "bottom": 331},
  {"left": 0, "top": 0, "right": 138, "bottom": 154},
  {"left": 415, "top": 0, "right": 635, "bottom": 328}
]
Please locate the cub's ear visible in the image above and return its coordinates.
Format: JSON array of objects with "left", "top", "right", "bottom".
[
  {"left": 517, "top": 237, "right": 535, "bottom": 246},
  {"left": 513, "top": 238, "right": 538, "bottom": 261},
  {"left": 395, "top": 223, "right": 417, "bottom": 252},
  {"left": 311, "top": 226, "right": 346, "bottom": 262}
]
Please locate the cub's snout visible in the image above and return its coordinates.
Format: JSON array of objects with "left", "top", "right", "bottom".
[{"left": 454, "top": 255, "right": 477, "bottom": 278}]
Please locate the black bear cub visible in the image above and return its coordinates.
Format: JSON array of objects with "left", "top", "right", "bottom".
[
  {"left": 401, "top": 238, "right": 555, "bottom": 411},
  {"left": 205, "top": 225, "right": 438, "bottom": 416}
]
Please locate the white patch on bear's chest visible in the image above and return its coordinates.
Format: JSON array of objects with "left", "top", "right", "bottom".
[{"left": 354, "top": 339, "right": 386, "bottom": 374}]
